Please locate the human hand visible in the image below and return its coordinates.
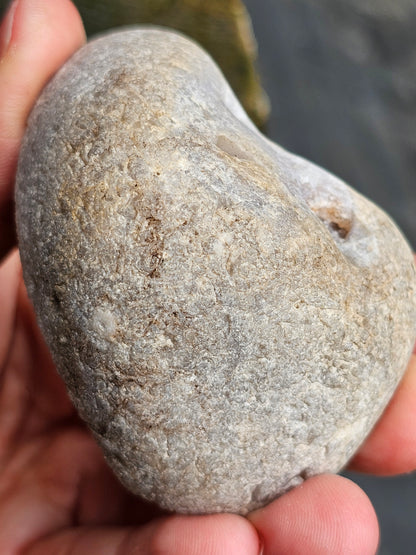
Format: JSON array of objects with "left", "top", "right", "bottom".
[{"left": 1, "top": 2, "right": 415, "bottom": 553}]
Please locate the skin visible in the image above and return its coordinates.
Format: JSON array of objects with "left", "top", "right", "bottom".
[{"left": 0, "top": 1, "right": 415, "bottom": 553}]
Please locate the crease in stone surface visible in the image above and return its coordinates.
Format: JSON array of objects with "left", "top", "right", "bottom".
[{"left": 15, "top": 27, "right": 416, "bottom": 515}]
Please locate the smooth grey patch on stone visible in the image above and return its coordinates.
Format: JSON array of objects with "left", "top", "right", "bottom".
[{"left": 15, "top": 27, "right": 416, "bottom": 515}]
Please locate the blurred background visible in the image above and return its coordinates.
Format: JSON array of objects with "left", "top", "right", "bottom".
[{"left": 1, "top": 0, "right": 415, "bottom": 552}]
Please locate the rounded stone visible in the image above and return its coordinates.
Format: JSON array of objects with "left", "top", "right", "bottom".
[{"left": 15, "top": 27, "right": 416, "bottom": 515}]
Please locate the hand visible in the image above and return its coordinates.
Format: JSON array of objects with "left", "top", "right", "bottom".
[{"left": 1, "top": 2, "right": 415, "bottom": 553}]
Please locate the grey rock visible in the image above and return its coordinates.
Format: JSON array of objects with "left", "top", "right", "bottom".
[{"left": 15, "top": 28, "right": 416, "bottom": 515}]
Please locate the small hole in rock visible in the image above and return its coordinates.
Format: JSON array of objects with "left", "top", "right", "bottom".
[
  {"left": 329, "top": 221, "right": 349, "bottom": 239},
  {"left": 251, "top": 484, "right": 264, "bottom": 504},
  {"left": 299, "top": 469, "right": 311, "bottom": 481}
]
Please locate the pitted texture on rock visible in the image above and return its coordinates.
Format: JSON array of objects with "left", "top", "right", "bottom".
[{"left": 16, "top": 28, "right": 416, "bottom": 515}]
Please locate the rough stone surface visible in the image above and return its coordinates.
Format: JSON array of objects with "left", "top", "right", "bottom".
[{"left": 15, "top": 28, "right": 416, "bottom": 515}]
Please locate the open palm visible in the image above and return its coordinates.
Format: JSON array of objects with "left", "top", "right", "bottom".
[{"left": 0, "top": 2, "right": 415, "bottom": 554}]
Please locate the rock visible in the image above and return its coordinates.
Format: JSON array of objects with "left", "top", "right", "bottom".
[
  {"left": 15, "top": 28, "right": 416, "bottom": 515},
  {"left": 73, "top": 0, "right": 270, "bottom": 127}
]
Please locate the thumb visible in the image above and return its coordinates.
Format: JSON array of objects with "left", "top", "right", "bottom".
[{"left": 0, "top": 0, "right": 85, "bottom": 259}]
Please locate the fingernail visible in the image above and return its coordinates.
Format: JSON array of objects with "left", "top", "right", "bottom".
[{"left": 0, "top": 0, "right": 19, "bottom": 58}]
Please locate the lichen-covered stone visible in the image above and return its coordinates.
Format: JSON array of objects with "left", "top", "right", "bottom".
[{"left": 15, "top": 28, "right": 416, "bottom": 515}]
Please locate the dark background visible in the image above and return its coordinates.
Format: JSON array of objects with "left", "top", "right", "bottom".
[{"left": 1, "top": 0, "right": 415, "bottom": 552}]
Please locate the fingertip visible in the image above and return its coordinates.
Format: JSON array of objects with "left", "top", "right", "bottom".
[
  {"left": 248, "top": 474, "right": 379, "bottom": 555},
  {"left": 1, "top": 0, "right": 86, "bottom": 130},
  {"left": 8, "top": 0, "right": 86, "bottom": 48},
  {"left": 152, "top": 513, "right": 261, "bottom": 555},
  {"left": 350, "top": 355, "right": 416, "bottom": 475}
]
